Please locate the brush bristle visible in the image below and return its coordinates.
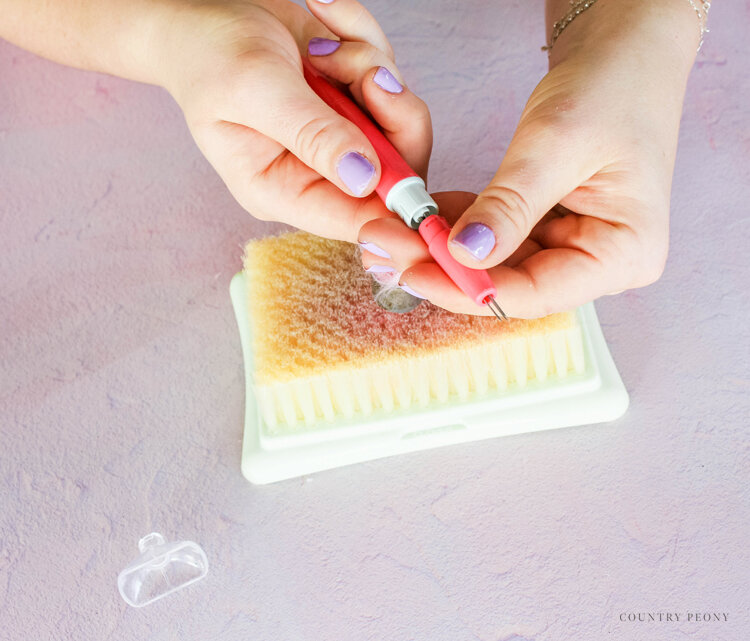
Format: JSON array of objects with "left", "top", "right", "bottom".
[{"left": 244, "top": 232, "right": 586, "bottom": 433}]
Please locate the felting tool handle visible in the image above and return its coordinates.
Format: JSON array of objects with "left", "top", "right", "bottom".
[
  {"left": 418, "top": 215, "right": 497, "bottom": 306},
  {"left": 303, "top": 59, "right": 500, "bottom": 312},
  {"left": 302, "top": 58, "right": 417, "bottom": 200}
]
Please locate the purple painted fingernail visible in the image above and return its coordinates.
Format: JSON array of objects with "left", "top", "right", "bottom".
[
  {"left": 451, "top": 223, "right": 496, "bottom": 260},
  {"left": 314, "top": 0, "right": 335, "bottom": 3},
  {"left": 359, "top": 241, "right": 391, "bottom": 259},
  {"left": 308, "top": 37, "right": 341, "bottom": 56},
  {"left": 366, "top": 265, "right": 394, "bottom": 274},
  {"left": 337, "top": 152, "right": 375, "bottom": 196},
  {"left": 399, "top": 284, "right": 426, "bottom": 299},
  {"left": 373, "top": 67, "right": 403, "bottom": 94}
]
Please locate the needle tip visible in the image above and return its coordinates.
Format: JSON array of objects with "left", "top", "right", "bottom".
[{"left": 483, "top": 295, "right": 508, "bottom": 321}]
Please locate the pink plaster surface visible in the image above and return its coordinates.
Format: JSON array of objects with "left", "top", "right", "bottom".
[{"left": 1, "top": 1, "right": 748, "bottom": 639}]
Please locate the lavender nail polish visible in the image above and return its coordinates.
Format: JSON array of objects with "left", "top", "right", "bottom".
[
  {"left": 373, "top": 67, "right": 403, "bottom": 94},
  {"left": 451, "top": 222, "right": 496, "bottom": 260},
  {"left": 366, "top": 265, "right": 394, "bottom": 274},
  {"left": 337, "top": 152, "right": 375, "bottom": 196},
  {"left": 359, "top": 241, "right": 391, "bottom": 259},
  {"left": 399, "top": 284, "right": 426, "bottom": 299},
  {"left": 308, "top": 37, "right": 341, "bottom": 56},
  {"left": 314, "top": 0, "right": 335, "bottom": 3}
]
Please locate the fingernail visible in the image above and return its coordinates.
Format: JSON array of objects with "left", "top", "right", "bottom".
[
  {"left": 373, "top": 67, "right": 403, "bottom": 94},
  {"left": 308, "top": 37, "right": 341, "bottom": 56},
  {"left": 337, "top": 151, "right": 375, "bottom": 196},
  {"left": 359, "top": 241, "right": 391, "bottom": 259},
  {"left": 365, "top": 265, "right": 394, "bottom": 274},
  {"left": 314, "top": 0, "right": 335, "bottom": 3},
  {"left": 451, "top": 223, "right": 496, "bottom": 260},
  {"left": 399, "top": 284, "right": 426, "bottom": 299}
]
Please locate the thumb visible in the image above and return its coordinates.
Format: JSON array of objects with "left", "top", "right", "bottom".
[
  {"left": 227, "top": 53, "right": 381, "bottom": 197},
  {"left": 448, "top": 124, "right": 593, "bottom": 267}
]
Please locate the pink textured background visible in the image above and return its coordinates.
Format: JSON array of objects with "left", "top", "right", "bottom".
[{"left": 1, "top": 1, "right": 748, "bottom": 640}]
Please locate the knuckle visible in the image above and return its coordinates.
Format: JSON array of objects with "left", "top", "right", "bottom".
[
  {"left": 625, "top": 221, "right": 669, "bottom": 287},
  {"left": 225, "top": 48, "right": 290, "bottom": 107},
  {"left": 411, "top": 98, "right": 432, "bottom": 130},
  {"left": 399, "top": 109, "right": 432, "bottom": 148},
  {"left": 245, "top": 41, "right": 289, "bottom": 67},
  {"left": 335, "top": 4, "right": 394, "bottom": 59},
  {"left": 520, "top": 92, "right": 590, "bottom": 141},
  {"left": 636, "top": 246, "right": 668, "bottom": 286},
  {"left": 293, "top": 116, "right": 347, "bottom": 168},
  {"left": 381, "top": 42, "right": 396, "bottom": 61},
  {"left": 234, "top": 187, "right": 273, "bottom": 222},
  {"left": 519, "top": 108, "right": 602, "bottom": 163},
  {"left": 353, "top": 44, "right": 382, "bottom": 72},
  {"left": 523, "top": 111, "right": 580, "bottom": 143},
  {"left": 376, "top": 43, "right": 395, "bottom": 63},
  {"left": 248, "top": 207, "right": 272, "bottom": 222},
  {"left": 529, "top": 298, "right": 556, "bottom": 319},
  {"left": 235, "top": 189, "right": 272, "bottom": 222},
  {"left": 231, "top": 48, "right": 286, "bottom": 84},
  {"left": 347, "top": 5, "right": 369, "bottom": 31},
  {"left": 478, "top": 184, "right": 536, "bottom": 237},
  {"left": 517, "top": 268, "right": 557, "bottom": 318}
]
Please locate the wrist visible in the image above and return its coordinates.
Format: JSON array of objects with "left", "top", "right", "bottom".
[
  {"left": 106, "top": 0, "right": 179, "bottom": 86},
  {"left": 547, "top": 0, "right": 701, "bottom": 73},
  {"left": 0, "top": 0, "right": 174, "bottom": 84}
]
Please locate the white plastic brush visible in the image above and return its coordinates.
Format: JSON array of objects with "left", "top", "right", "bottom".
[{"left": 231, "top": 232, "right": 628, "bottom": 484}]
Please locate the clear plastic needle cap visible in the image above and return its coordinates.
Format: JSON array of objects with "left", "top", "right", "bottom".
[{"left": 117, "top": 532, "right": 208, "bottom": 607}]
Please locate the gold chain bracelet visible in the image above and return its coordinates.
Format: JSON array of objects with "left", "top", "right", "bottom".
[
  {"left": 684, "top": 0, "right": 711, "bottom": 51},
  {"left": 542, "top": 0, "right": 712, "bottom": 54},
  {"left": 542, "top": 0, "right": 599, "bottom": 53}
]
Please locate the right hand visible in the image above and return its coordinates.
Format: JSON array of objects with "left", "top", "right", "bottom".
[
  {"left": 155, "top": 0, "right": 432, "bottom": 242},
  {"left": 358, "top": 0, "right": 697, "bottom": 318}
]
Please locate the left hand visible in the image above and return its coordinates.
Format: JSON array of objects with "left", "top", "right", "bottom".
[{"left": 158, "top": 0, "right": 432, "bottom": 242}]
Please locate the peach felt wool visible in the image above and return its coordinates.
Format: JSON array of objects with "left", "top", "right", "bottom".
[{"left": 242, "top": 232, "right": 585, "bottom": 432}]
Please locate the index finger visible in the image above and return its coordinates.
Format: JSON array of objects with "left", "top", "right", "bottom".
[
  {"left": 199, "top": 120, "right": 398, "bottom": 241},
  {"left": 401, "top": 244, "right": 630, "bottom": 319},
  {"left": 305, "top": 0, "right": 395, "bottom": 59}
]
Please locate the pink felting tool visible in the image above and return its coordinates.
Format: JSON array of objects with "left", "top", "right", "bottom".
[{"left": 302, "top": 59, "right": 508, "bottom": 321}]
